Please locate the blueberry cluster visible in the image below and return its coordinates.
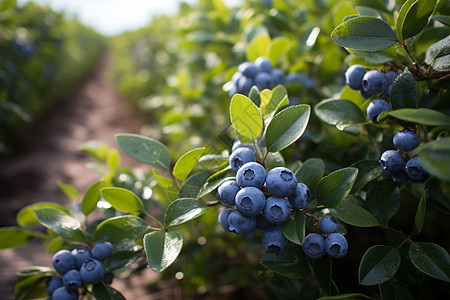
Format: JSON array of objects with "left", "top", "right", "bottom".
[
  {"left": 46, "top": 242, "right": 114, "bottom": 300},
  {"left": 217, "top": 140, "right": 311, "bottom": 252},
  {"left": 379, "top": 129, "right": 429, "bottom": 183},
  {"left": 303, "top": 217, "right": 348, "bottom": 259}
]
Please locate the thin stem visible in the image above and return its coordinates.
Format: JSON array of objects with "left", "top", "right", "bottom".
[{"left": 380, "top": 224, "right": 408, "bottom": 239}]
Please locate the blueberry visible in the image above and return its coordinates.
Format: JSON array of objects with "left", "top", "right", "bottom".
[
  {"left": 255, "top": 72, "right": 274, "bottom": 91},
  {"left": 324, "top": 233, "right": 348, "bottom": 258},
  {"left": 302, "top": 233, "right": 326, "bottom": 259},
  {"left": 385, "top": 83, "right": 393, "bottom": 97},
  {"left": 255, "top": 57, "right": 272, "bottom": 73},
  {"left": 362, "top": 70, "right": 388, "bottom": 96},
  {"left": 285, "top": 72, "right": 304, "bottom": 85},
  {"left": 366, "top": 99, "right": 390, "bottom": 123},
  {"left": 241, "top": 229, "right": 257, "bottom": 239},
  {"left": 235, "top": 187, "right": 266, "bottom": 216},
  {"left": 236, "top": 162, "right": 266, "bottom": 188},
  {"left": 263, "top": 196, "right": 292, "bottom": 224},
  {"left": 218, "top": 208, "right": 234, "bottom": 231},
  {"left": 345, "top": 64, "right": 366, "bottom": 90},
  {"left": 385, "top": 71, "right": 397, "bottom": 83},
  {"left": 289, "top": 183, "right": 310, "bottom": 209},
  {"left": 229, "top": 147, "right": 256, "bottom": 173},
  {"left": 256, "top": 214, "right": 272, "bottom": 230},
  {"left": 271, "top": 69, "right": 285, "bottom": 86},
  {"left": 91, "top": 242, "right": 114, "bottom": 260},
  {"left": 266, "top": 167, "right": 297, "bottom": 197},
  {"left": 80, "top": 258, "right": 106, "bottom": 284},
  {"left": 238, "top": 61, "right": 258, "bottom": 78},
  {"left": 391, "top": 169, "right": 409, "bottom": 184},
  {"left": 231, "top": 72, "right": 243, "bottom": 85},
  {"left": 393, "top": 129, "right": 419, "bottom": 152},
  {"left": 51, "top": 286, "right": 78, "bottom": 300},
  {"left": 217, "top": 180, "right": 241, "bottom": 206},
  {"left": 227, "top": 209, "right": 257, "bottom": 234},
  {"left": 62, "top": 269, "right": 83, "bottom": 290},
  {"left": 360, "top": 89, "right": 372, "bottom": 99},
  {"left": 262, "top": 226, "right": 288, "bottom": 252},
  {"left": 52, "top": 250, "right": 75, "bottom": 274},
  {"left": 71, "top": 247, "right": 92, "bottom": 269},
  {"left": 319, "top": 217, "right": 339, "bottom": 233},
  {"left": 237, "top": 76, "right": 254, "bottom": 95},
  {"left": 232, "top": 140, "right": 255, "bottom": 152},
  {"left": 405, "top": 157, "right": 429, "bottom": 182},
  {"left": 379, "top": 150, "right": 405, "bottom": 173},
  {"left": 46, "top": 276, "right": 63, "bottom": 297}
]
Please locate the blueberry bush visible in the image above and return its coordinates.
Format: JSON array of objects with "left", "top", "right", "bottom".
[{"left": 1, "top": 0, "right": 450, "bottom": 299}]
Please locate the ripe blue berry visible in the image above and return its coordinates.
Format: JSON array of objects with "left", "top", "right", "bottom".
[
  {"left": 218, "top": 208, "right": 234, "bottom": 231},
  {"left": 238, "top": 61, "right": 258, "bottom": 78},
  {"left": 362, "top": 70, "right": 388, "bottom": 96},
  {"left": 285, "top": 72, "right": 304, "bottom": 85},
  {"left": 227, "top": 209, "right": 257, "bottom": 234},
  {"left": 271, "top": 69, "right": 285, "bottom": 86},
  {"left": 262, "top": 226, "right": 288, "bottom": 252},
  {"left": 379, "top": 150, "right": 405, "bottom": 173},
  {"left": 324, "top": 233, "right": 348, "bottom": 258},
  {"left": 393, "top": 129, "right": 419, "bottom": 152},
  {"left": 52, "top": 286, "right": 78, "bottom": 300},
  {"left": 62, "top": 269, "right": 83, "bottom": 290},
  {"left": 236, "top": 162, "right": 266, "bottom": 188},
  {"left": 385, "top": 71, "right": 397, "bottom": 83},
  {"left": 229, "top": 147, "right": 256, "bottom": 173},
  {"left": 92, "top": 242, "right": 113, "bottom": 260},
  {"left": 263, "top": 197, "right": 292, "bottom": 224},
  {"left": 256, "top": 214, "right": 272, "bottom": 230},
  {"left": 235, "top": 187, "right": 266, "bottom": 216},
  {"left": 255, "top": 56, "right": 272, "bottom": 73},
  {"left": 255, "top": 72, "right": 274, "bottom": 90},
  {"left": 405, "top": 157, "right": 429, "bottom": 182},
  {"left": 302, "top": 233, "right": 326, "bottom": 259},
  {"left": 71, "top": 247, "right": 92, "bottom": 269},
  {"left": 266, "top": 167, "right": 297, "bottom": 197},
  {"left": 345, "top": 64, "right": 366, "bottom": 90},
  {"left": 366, "top": 99, "right": 390, "bottom": 123},
  {"left": 320, "top": 217, "right": 339, "bottom": 233},
  {"left": 289, "top": 183, "right": 310, "bottom": 209},
  {"left": 80, "top": 258, "right": 106, "bottom": 284},
  {"left": 232, "top": 140, "right": 255, "bottom": 152},
  {"left": 46, "top": 276, "right": 63, "bottom": 297},
  {"left": 52, "top": 250, "right": 75, "bottom": 274},
  {"left": 217, "top": 180, "right": 240, "bottom": 206},
  {"left": 237, "top": 76, "right": 254, "bottom": 95}
]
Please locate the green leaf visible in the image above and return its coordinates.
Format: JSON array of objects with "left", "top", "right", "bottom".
[
  {"left": 330, "top": 196, "right": 380, "bottom": 227},
  {"left": 14, "top": 274, "right": 48, "bottom": 300},
  {"left": 396, "top": 0, "right": 438, "bottom": 41},
  {"left": 192, "top": 154, "right": 228, "bottom": 173},
  {"left": 33, "top": 207, "right": 84, "bottom": 241},
  {"left": 95, "top": 215, "right": 152, "bottom": 247},
  {"left": 358, "top": 245, "right": 401, "bottom": 285},
  {"left": 57, "top": 181, "right": 79, "bottom": 199},
  {"left": 115, "top": 133, "right": 171, "bottom": 169},
  {"left": 264, "top": 152, "right": 285, "bottom": 170},
  {"left": 294, "top": 158, "right": 325, "bottom": 196},
  {"left": 164, "top": 198, "right": 208, "bottom": 228},
  {"left": 100, "top": 187, "right": 145, "bottom": 215},
  {"left": 347, "top": 48, "right": 395, "bottom": 65},
  {"left": 282, "top": 211, "right": 306, "bottom": 245},
  {"left": 312, "top": 256, "right": 332, "bottom": 295},
  {"left": 265, "top": 105, "right": 311, "bottom": 153},
  {"left": 411, "top": 191, "right": 427, "bottom": 236},
  {"left": 265, "top": 85, "right": 289, "bottom": 115},
  {"left": 197, "top": 176, "right": 234, "bottom": 199},
  {"left": 425, "top": 35, "right": 450, "bottom": 70},
  {"left": 331, "top": 16, "right": 398, "bottom": 51},
  {"left": 269, "top": 37, "right": 290, "bottom": 65},
  {"left": 81, "top": 180, "right": 108, "bottom": 216},
  {"left": 173, "top": 147, "right": 205, "bottom": 181},
  {"left": 143, "top": 231, "right": 183, "bottom": 272},
  {"left": 390, "top": 70, "right": 418, "bottom": 110},
  {"left": 230, "top": 94, "right": 263, "bottom": 140},
  {"left": 104, "top": 251, "right": 141, "bottom": 271},
  {"left": 16, "top": 202, "right": 70, "bottom": 227},
  {"left": 351, "top": 160, "right": 383, "bottom": 193},
  {"left": 433, "top": 15, "right": 450, "bottom": 27},
  {"left": 364, "top": 179, "right": 400, "bottom": 225},
  {"left": 92, "top": 282, "right": 126, "bottom": 300},
  {"left": 409, "top": 242, "right": 450, "bottom": 282},
  {"left": 418, "top": 137, "right": 450, "bottom": 181},
  {"left": 315, "top": 99, "right": 366, "bottom": 127},
  {"left": 17, "top": 266, "right": 53, "bottom": 277},
  {"left": 387, "top": 108, "right": 450, "bottom": 126},
  {"left": 248, "top": 86, "right": 261, "bottom": 107},
  {"left": 316, "top": 167, "right": 358, "bottom": 208},
  {"left": 260, "top": 243, "right": 308, "bottom": 279},
  {"left": 0, "top": 227, "right": 35, "bottom": 249},
  {"left": 246, "top": 34, "right": 271, "bottom": 61},
  {"left": 179, "top": 172, "right": 210, "bottom": 198},
  {"left": 107, "top": 149, "right": 120, "bottom": 172}
]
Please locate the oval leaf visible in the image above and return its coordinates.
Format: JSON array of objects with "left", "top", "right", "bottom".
[
  {"left": 95, "top": 215, "right": 152, "bottom": 247},
  {"left": 197, "top": 176, "right": 235, "bottom": 199},
  {"left": 266, "top": 105, "right": 311, "bottom": 153},
  {"left": 331, "top": 16, "right": 399, "bottom": 51},
  {"left": 92, "top": 282, "right": 126, "bottom": 300},
  {"left": 294, "top": 158, "right": 325, "bottom": 196},
  {"left": 330, "top": 196, "right": 380, "bottom": 227},
  {"left": 390, "top": 70, "right": 418, "bottom": 110},
  {"left": 164, "top": 198, "right": 208, "bottom": 228},
  {"left": 281, "top": 211, "right": 306, "bottom": 245},
  {"left": 418, "top": 137, "right": 450, "bottom": 181},
  {"left": 411, "top": 191, "right": 427, "bottom": 236},
  {"left": 351, "top": 160, "right": 383, "bottom": 193},
  {"left": 358, "top": 245, "right": 401, "bottom": 285},
  {"left": 81, "top": 180, "right": 108, "bottom": 216},
  {"left": 17, "top": 203, "right": 70, "bottom": 227},
  {"left": 364, "top": 179, "right": 400, "bottom": 225},
  {"left": 388, "top": 108, "right": 450, "bottom": 126},
  {"left": 230, "top": 94, "right": 263, "bottom": 139},
  {"left": 316, "top": 167, "right": 358, "bottom": 208},
  {"left": 33, "top": 207, "right": 84, "bottom": 241},
  {"left": 173, "top": 147, "right": 205, "bottom": 181},
  {"left": 315, "top": 99, "right": 366, "bottom": 127},
  {"left": 397, "top": 0, "right": 438, "bottom": 41},
  {"left": 409, "top": 242, "right": 450, "bottom": 282},
  {"left": 144, "top": 231, "right": 183, "bottom": 272},
  {"left": 0, "top": 227, "right": 35, "bottom": 249},
  {"left": 246, "top": 34, "right": 271, "bottom": 61},
  {"left": 115, "top": 133, "right": 171, "bottom": 169},
  {"left": 100, "top": 187, "right": 145, "bottom": 215}
]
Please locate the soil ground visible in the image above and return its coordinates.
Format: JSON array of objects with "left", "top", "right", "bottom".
[{"left": 0, "top": 53, "right": 170, "bottom": 299}]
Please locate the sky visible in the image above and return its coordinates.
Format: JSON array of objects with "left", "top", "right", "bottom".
[{"left": 17, "top": 0, "right": 243, "bottom": 36}]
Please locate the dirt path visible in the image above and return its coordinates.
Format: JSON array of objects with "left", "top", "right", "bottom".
[{"left": 0, "top": 53, "right": 162, "bottom": 299}]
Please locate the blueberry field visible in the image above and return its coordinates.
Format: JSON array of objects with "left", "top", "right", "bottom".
[{"left": 1, "top": 0, "right": 450, "bottom": 299}]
